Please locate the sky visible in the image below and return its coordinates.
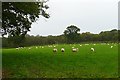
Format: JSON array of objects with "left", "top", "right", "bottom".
[{"left": 28, "top": 0, "right": 119, "bottom": 36}]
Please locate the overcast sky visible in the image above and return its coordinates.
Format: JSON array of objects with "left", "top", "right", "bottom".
[{"left": 28, "top": 0, "right": 119, "bottom": 36}]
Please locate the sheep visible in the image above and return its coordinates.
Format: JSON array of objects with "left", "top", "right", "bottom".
[
  {"left": 93, "top": 44, "right": 96, "bottom": 45},
  {"left": 48, "top": 45, "right": 51, "bottom": 47},
  {"left": 42, "top": 46, "right": 44, "bottom": 48},
  {"left": 36, "top": 47, "right": 38, "bottom": 49},
  {"left": 79, "top": 45, "right": 82, "bottom": 47},
  {"left": 91, "top": 48, "right": 95, "bottom": 52},
  {"left": 72, "top": 48, "right": 79, "bottom": 52},
  {"left": 28, "top": 47, "right": 31, "bottom": 50},
  {"left": 16, "top": 47, "right": 19, "bottom": 50},
  {"left": 53, "top": 48, "right": 57, "bottom": 52},
  {"left": 61, "top": 48, "right": 65, "bottom": 52},
  {"left": 110, "top": 46, "right": 113, "bottom": 48},
  {"left": 21, "top": 47, "right": 23, "bottom": 49},
  {"left": 48, "top": 45, "right": 52, "bottom": 47},
  {"left": 72, "top": 47, "right": 74, "bottom": 48}
]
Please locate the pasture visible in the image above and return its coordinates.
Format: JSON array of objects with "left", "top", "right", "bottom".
[{"left": 2, "top": 43, "right": 118, "bottom": 78}]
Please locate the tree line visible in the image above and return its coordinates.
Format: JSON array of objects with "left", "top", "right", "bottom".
[{"left": 2, "top": 27, "right": 120, "bottom": 48}]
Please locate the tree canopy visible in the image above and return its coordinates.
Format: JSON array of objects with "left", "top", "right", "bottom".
[
  {"left": 2, "top": 2, "right": 49, "bottom": 37},
  {"left": 64, "top": 25, "right": 80, "bottom": 43},
  {"left": 2, "top": 1, "right": 49, "bottom": 46}
]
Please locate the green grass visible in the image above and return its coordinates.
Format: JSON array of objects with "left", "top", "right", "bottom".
[{"left": 2, "top": 43, "right": 118, "bottom": 78}]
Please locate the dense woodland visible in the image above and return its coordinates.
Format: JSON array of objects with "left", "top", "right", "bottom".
[{"left": 2, "top": 29, "right": 120, "bottom": 48}]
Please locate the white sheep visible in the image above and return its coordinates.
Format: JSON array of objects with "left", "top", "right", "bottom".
[
  {"left": 61, "top": 48, "right": 65, "bottom": 52},
  {"left": 79, "top": 45, "right": 82, "bottom": 47},
  {"left": 53, "top": 48, "right": 57, "bottom": 52},
  {"left": 72, "top": 48, "right": 79, "bottom": 52},
  {"left": 72, "top": 47, "right": 74, "bottom": 48},
  {"left": 48, "top": 45, "right": 52, "bottom": 47},
  {"left": 16, "top": 47, "right": 19, "bottom": 50},
  {"left": 28, "top": 47, "right": 31, "bottom": 50},
  {"left": 91, "top": 48, "right": 95, "bottom": 52},
  {"left": 110, "top": 46, "right": 113, "bottom": 48},
  {"left": 36, "top": 47, "right": 38, "bottom": 49}
]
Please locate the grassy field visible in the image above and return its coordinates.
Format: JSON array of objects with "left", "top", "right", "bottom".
[{"left": 2, "top": 43, "right": 118, "bottom": 78}]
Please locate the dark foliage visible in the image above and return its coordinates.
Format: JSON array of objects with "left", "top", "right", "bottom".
[{"left": 2, "top": 29, "right": 119, "bottom": 48}]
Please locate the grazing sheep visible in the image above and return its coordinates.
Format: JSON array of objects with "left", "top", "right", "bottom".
[
  {"left": 91, "top": 48, "right": 94, "bottom": 52},
  {"left": 72, "top": 48, "right": 78, "bottom": 52},
  {"left": 53, "top": 46, "right": 56, "bottom": 48},
  {"left": 28, "top": 47, "right": 31, "bottom": 50},
  {"left": 72, "top": 48, "right": 77, "bottom": 52},
  {"left": 28, "top": 48, "right": 31, "bottom": 50},
  {"left": 36, "top": 47, "right": 38, "bottom": 49},
  {"left": 21, "top": 47, "right": 23, "bottom": 48},
  {"left": 53, "top": 48, "right": 57, "bottom": 52},
  {"left": 93, "top": 44, "right": 96, "bottom": 45},
  {"left": 42, "top": 47, "right": 44, "bottom": 48},
  {"left": 79, "top": 45, "right": 82, "bottom": 47},
  {"left": 61, "top": 48, "right": 65, "bottom": 52},
  {"left": 16, "top": 48, "right": 19, "bottom": 50},
  {"left": 48, "top": 45, "right": 52, "bottom": 47},
  {"left": 72, "top": 47, "right": 74, "bottom": 48},
  {"left": 110, "top": 46, "right": 113, "bottom": 48}
]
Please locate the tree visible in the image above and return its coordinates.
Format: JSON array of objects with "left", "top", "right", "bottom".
[
  {"left": 98, "top": 29, "right": 118, "bottom": 42},
  {"left": 2, "top": 1, "right": 49, "bottom": 46},
  {"left": 64, "top": 25, "right": 80, "bottom": 43}
]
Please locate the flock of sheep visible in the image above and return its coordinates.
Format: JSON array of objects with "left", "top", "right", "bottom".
[
  {"left": 52, "top": 43, "right": 115, "bottom": 53},
  {"left": 53, "top": 47, "right": 79, "bottom": 53},
  {"left": 53, "top": 47, "right": 94, "bottom": 53},
  {"left": 15, "top": 43, "right": 116, "bottom": 53}
]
